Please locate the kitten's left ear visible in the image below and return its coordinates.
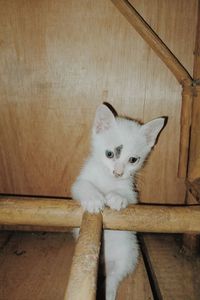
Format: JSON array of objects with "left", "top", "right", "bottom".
[{"left": 141, "top": 118, "right": 166, "bottom": 147}]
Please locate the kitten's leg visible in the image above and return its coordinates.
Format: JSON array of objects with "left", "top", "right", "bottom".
[{"left": 71, "top": 179, "right": 105, "bottom": 213}]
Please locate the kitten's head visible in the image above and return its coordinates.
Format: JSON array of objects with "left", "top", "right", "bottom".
[{"left": 91, "top": 104, "right": 165, "bottom": 179}]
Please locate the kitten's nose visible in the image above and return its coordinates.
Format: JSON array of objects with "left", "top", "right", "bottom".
[{"left": 113, "top": 170, "right": 124, "bottom": 177}]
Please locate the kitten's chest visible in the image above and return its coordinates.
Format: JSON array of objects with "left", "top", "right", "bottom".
[
  {"left": 81, "top": 159, "right": 134, "bottom": 195},
  {"left": 88, "top": 167, "right": 132, "bottom": 194}
]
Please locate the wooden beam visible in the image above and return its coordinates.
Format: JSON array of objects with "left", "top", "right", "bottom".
[
  {"left": 64, "top": 212, "right": 102, "bottom": 300},
  {"left": 111, "top": 0, "right": 192, "bottom": 85},
  {"left": 186, "top": 178, "right": 200, "bottom": 203},
  {"left": 111, "top": 0, "right": 193, "bottom": 178},
  {"left": 0, "top": 197, "right": 200, "bottom": 233},
  {"left": 183, "top": 0, "right": 200, "bottom": 252},
  {"left": 141, "top": 234, "right": 200, "bottom": 299},
  {"left": 178, "top": 85, "right": 194, "bottom": 177}
]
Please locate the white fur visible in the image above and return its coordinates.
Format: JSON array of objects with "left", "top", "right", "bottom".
[{"left": 71, "top": 104, "right": 164, "bottom": 300}]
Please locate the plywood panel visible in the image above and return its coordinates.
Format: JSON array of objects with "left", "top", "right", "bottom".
[
  {"left": 0, "top": 0, "right": 197, "bottom": 203},
  {"left": 142, "top": 234, "right": 200, "bottom": 300},
  {"left": 117, "top": 254, "right": 153, "bottom": 300},
  {"left": 0, "top": 231, "right": 152, "bottom": 300},
  {"left": 0, "top": 231, "right": 75, "bottom": 300}
]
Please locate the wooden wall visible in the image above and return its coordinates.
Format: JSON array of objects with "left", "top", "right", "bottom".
[{"left": 0, "top": 0, "right": 197, "bottom": 204}]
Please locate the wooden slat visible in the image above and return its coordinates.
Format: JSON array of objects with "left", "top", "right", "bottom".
[
  {"left": 64, "top": 212, "right": 102, "bottom": 300},
  {"left": 1, "top": 197, "right": 200, "bottom": 233},
  {"left": 142, "top": 234, "right": 200, "bottom": 300},
  {"left": 117, "top": 254, "right": 153, "bottom": 300},
  {"left": 0, "top": 231, "right": 75, "bottom": 300}
]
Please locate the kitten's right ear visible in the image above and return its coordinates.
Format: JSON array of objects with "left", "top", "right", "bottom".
[{"left": 93, "top": 104, "right": 116, "bottom": 134}]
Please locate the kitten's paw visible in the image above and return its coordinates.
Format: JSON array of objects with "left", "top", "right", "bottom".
[
  {"left": 82, "top": 193, "right": 105, "bottom": 213},
  {"left": 105, "top": 192, "right": 128, "bottom": 211}
]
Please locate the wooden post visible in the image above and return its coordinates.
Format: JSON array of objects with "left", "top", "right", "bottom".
[
  {"left": 64, "top": 212, "right": 102, "bottom": 300},
  {"left": 0, "top": 197, "right": 200, "bottom": 233},
  {"left": 111, "top": 0, "right": 193, "bottom": 178},
  {"left": 178, "top": 85, "right": 194, "bottom": 177},
  {"left": 183, "top": 0, "right": 200, "bottom": 252}
]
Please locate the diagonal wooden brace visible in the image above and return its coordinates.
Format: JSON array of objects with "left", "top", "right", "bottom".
[{"left": 111, "top": 0, "right": 194, "bottom": 178}]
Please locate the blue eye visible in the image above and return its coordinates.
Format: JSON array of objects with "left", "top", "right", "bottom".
[
  {"left": 129, "top": 157, "right": 140, "bottom": 164},
  {"left": 105, "top": 150, "right": 114, "bottom": 159}
]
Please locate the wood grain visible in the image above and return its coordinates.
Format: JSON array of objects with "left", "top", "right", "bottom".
[
  {"left": 187, "top": 0, "right": 200, "bottom": 182},
  {"left": 1, "top": 197, "right": 200, "bottom": 233},
  {"left": 0, "top": 0, "right": 197, "bottom": 204},
  {"left": 65, "top": 212, "right": 102, "bottom": 300},
  {"left": 183, "top": 0, "right": 200, "bottom": 253},
  {"left": 0, "top": 231, "right": 75, "bottom": 300},
  {"left": 142, "top": 234, "right": 200, "bottom": 300},
  {"left": 111, "top": 0, "right": 192, "bottom": 85},
  {"left": 117, "top": 254, "right": 153, "bottom": 300},
  {"left": 0, "top": 231, "right": 153, "bottom": 300}
]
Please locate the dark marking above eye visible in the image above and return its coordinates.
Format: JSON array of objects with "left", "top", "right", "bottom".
[{"left": 115, "top": 144, "right": 123, "bottom": 158}]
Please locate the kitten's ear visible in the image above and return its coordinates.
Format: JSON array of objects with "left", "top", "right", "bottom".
[
  {"left": 141, "top": 118, "right": 165, "bottom": 147},
  {"left": 93, "top": 104, "right": 116, "bottom": 134}
]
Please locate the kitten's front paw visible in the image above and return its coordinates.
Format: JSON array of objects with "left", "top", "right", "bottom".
[
  {"left": 82, "top": 193, "right": 105, "bottom": 213},
  {"left": 105, "top": 192, "right": 128, "bottom": 211}
]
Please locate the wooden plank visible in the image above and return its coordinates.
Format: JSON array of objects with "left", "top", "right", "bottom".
[
  {"left": 0, "top": 230, "right": 152, "bottom": 300},
  {"left": 117, "top": 254, "right": 153, "bottom": 300},
  {"left": 0, "top": 231, "right": 75, "bottom": 300},
  {"left": 0, "top": 0, "right": 196, "bottom": 205},
  {"left": 142, "top": 234, "right": 200, "bottom": 300},
  {"left": 64, "top": 212, "right": 102, "bottom": 300},
  {"left": 1, "top": 198, "right": 200, "bottom": 233}
]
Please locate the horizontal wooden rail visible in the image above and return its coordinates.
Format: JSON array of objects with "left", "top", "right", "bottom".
[
  {"left": 64, "top": 212, "right": 102, "bottom": 300},
  {"left": 0, "top": 197, "right": 200, "bottom": 233}
]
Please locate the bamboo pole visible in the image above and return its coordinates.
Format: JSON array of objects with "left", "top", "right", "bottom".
[
  {"left": 183, "top": 0, "right": 200, "bottom": 252},
  {"left": 64, "top": 212, "right": 102, "bottom": 300},
  {"left": 0, "top": 197, "right": 83, "bottom": 228},
  {"left": 111, "top": 0, "right": 192, "bottom": 85},
  {"left": 0, "top": 197, "right": 200, "bottom": 233},
  {"left": 187, "top": 85, "right": 200, "bottom": 181},
  {"left": 178, "top": 85, "right": 194, "bottom": 177},
  {"left": 111, "top": 0, "right": 193, "bottom": 178},
  {"left": 185, "top": 0, "right": 200, "bottom": 180}
]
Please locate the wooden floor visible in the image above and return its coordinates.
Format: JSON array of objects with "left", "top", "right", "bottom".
[{"left": 0, "top": 231, "right": 200, "bottom": 300}]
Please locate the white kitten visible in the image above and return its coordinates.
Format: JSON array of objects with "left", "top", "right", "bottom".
[{"left": 71, "top": 104, "right": 165, "bottom": 300}]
